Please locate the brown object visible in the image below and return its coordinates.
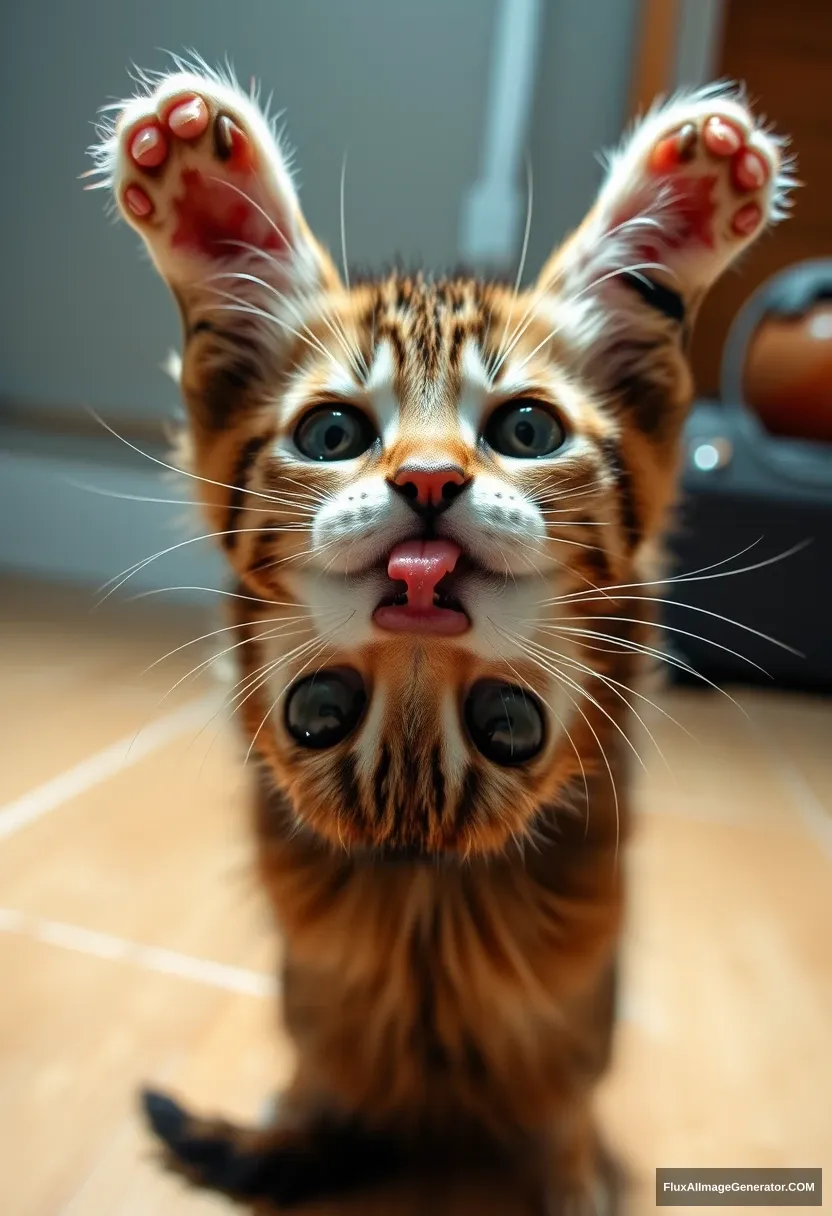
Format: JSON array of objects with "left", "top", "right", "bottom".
[
  {"left": 691, "top": 0, "right": 832, "bottom": 397},
  {"left": 744, "top": 303, "right": 832, "bottom": 442}
]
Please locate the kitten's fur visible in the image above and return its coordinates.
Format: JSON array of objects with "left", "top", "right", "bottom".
[{"left": 91, "top": 60, "right": 792, "bottom": 1213}]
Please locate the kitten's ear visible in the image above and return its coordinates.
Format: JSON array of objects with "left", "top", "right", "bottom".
[
  {"left": 97, "top": 68, "right": 340, "bottom": 319},
  {"left": 535, "top": 87, "right": 792, "bottom": 435}
]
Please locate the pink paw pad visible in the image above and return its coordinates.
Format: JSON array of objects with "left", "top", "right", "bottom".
[
  {"left": 702, "top": 116, "right": 743, "bottom": 158},
  {"left": 124, "top": 184, "right": 153, "bottom": 217},
  {"left": 732, "top": 148, "right": 769, "bottom": 192},
  {"left": 166, "top": 96, "right": 210, "bottom": 140},
  {"left": 130, "top": 124, "right": 167, "bottom": 169},
  {"left": 731, "top": 201, "right": 762, "bottom": 236}
]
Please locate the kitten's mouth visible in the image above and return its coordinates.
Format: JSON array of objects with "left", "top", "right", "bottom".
[{"left": 372, "top": 539, "right": 471, "bottom": 636}]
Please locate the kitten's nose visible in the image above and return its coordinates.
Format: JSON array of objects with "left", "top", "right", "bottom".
[{"left": 389, "top": 464, "right": 469, "bottom": 515}]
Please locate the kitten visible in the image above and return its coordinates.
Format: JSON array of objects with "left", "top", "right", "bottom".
[{"left": 91, "top": 62, "right": 791, "bottom": 1213}]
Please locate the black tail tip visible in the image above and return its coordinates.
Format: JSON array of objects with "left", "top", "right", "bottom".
[{"left": 141, "top": 1088, "right": 187, "bottom": 1145}]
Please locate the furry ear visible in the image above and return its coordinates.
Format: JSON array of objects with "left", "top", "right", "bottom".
[
  {"left": 91, "top": 64, "right": 340, "bottom": 320},
  {"left": 535, "top": 85, "right": 793, "bottom": 435}
]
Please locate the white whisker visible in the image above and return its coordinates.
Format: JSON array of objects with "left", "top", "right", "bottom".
[{"left": 86, "top": 409, "right": 312, "bottom": 509}]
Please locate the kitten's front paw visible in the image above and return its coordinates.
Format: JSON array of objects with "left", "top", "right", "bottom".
[
  {"left": 597, "top": 87, "right": 794, "bottom": 295},
  {"left": 102, "top": 71, "right": 293, "bottom": 282}
]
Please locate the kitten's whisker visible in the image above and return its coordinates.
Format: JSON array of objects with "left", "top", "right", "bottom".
[
  {"left": 554, "top": 645, "right": 697, "bottom": 746},
  {"left": 536, "top": 623, "right": 747, "bottom": 715},
  {"left": 539, "top": 537, "right": 801, "bottom": 604},
  {"left": 209, "top": 294, "right": 344, "bottom": 376},
  {"left": 489, "top": 282, "right": 548, "bottom": 381},
  {"left": 245, "top": 616, "right": 354, "bottom": 763},
  {"left": 96, "top": 524, "right": 315, "bottom": 604},
  {"left": 69, "top": 478, "right": 319, "bottom": 515},
  {"left": 490, "top": 620, "right": 620, "bottom": 858},
  {"left": 188, "top": 626, "right": 333, "bottom": 752},
  {"left": 340, "top": 151, "right": 351, "bottom": 292},
  {"left": 209, "top": 268, "right": 364, "bottom": 382},
  {"left": 126, "top": 586, "right": 299, "bottom": 607},
  {"left": 126, "top": 618, "right": 323, "bottom": 758},
  {"left": 492, "top": 156, "right": 534, "bottom": 374},
  {"left": 166, "top": 623, "right": 314, "bottom": 704},
  {"left": 254, "top": 533, "right": 346, "bottom": 574},
  {"left": 124, "top": 588, "right": 279, "bottom": 608},
  {"left": 508, "top": 261, "right": 672, "bottom": 381},
  {"left": 484, "top": 627, "right": 590, "bottom": 822},
  {"left": 540, "top": 516, "right": 609, "bottom": 527},
  {"left": 86, "top": 408, "right": 311, "bottom": 508},
  {"left": 498, "top": 622, "right": 647, "bottom": 774},
  {"left": 205, "top": 174, "right": 290, "bottom": 249},
  {"left": 215, "top": 242, "right": 368, "bottom": 379},
  {"left": 544, "top": 597, "right": 802, "bottom": 658},
  {"left": 275, "top": 474, "right": 331, "bottom": 505},
  {"left": 142, "top": 609, "right": 341, "bottom": 675},
  {"left": 192, "top": 627, "right": 340, "bottom": 760},
  {"left": 532, "top": 479, "right": 603, "bottom": 506},
  {"left": 523, "top": 637, "right": 678, "bottom": 775}
]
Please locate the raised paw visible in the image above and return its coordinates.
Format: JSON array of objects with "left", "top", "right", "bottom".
[
  {"left": 603, "top": 88, "right": 792, "bottom": 294},
  {"left": 545, "top": 84, "right": 795, "bottom": 320},
  {"left": 101, "top": 71, "right": 303, "bottom": 286}
]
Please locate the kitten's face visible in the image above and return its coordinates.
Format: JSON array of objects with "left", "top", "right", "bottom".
[
  {"left": 190, "top": 272, "right": 668, "bottom": 856},
  {"left": 101, "top": 68, "right": 786, "bottom": 855}
]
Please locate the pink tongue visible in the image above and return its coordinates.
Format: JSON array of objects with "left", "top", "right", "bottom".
[{"left": 387, "top": 540, "right": 462, "bottom": 609}]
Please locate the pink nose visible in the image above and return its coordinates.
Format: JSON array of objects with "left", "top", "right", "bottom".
[{"left": 391, "top": 464, "right": 468, "bottom": 511}]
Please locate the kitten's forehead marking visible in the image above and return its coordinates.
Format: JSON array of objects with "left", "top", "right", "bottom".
[
  {"left": 365, "top": 339, "right": 399, "bottom": 443},
  {"left": 456, "top": 342, "right": 490, "bottom": 445},
  {"left": 366, "top": 335, "right": 491, "bottom": 445}
]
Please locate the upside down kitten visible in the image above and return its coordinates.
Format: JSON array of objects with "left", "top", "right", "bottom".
[{"left": 91, "top": 61, "right": 792, "bottom": 1214}]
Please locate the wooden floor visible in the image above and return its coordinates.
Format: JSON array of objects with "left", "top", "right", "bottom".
[{"left": 1, "top": 576, "right": 830, "bottom": 1215}]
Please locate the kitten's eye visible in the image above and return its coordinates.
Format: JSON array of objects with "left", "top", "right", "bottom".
[
  {"left": 464, "top": 680, "right": 545, "bottom": 766},
  {"left": 485, "top": 400, "right": 566, "bottom": 458},
  {"left": 285, "top": 668, "right": 367, "bottom": 749},
  {"left": 294, "top": 406, "right": 376, "bottom": 461}
]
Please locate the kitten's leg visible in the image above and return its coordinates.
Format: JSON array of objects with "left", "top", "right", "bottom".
[{"left": 142, "top": 1088, "right": 399, "bottom": 1206}]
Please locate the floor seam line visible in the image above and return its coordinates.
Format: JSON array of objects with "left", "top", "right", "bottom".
[
  {"left": 0, "top": 906, "right": 275, "bottom": 997},
  {"left": 0, "top": 692, "right": 222, "bottom": 842}
]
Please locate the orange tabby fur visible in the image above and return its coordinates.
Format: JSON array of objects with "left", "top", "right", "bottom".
[{"left": 90, "top": 61, "right": 793, "bottom": 1213}]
